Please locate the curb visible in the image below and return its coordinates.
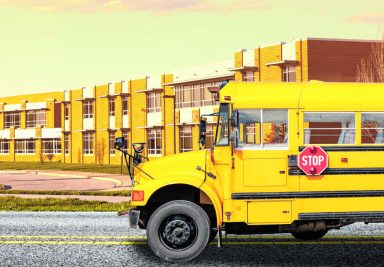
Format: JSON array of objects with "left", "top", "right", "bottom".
[{"left": 92, "top": 177, "right": 123, "bottom": 187}]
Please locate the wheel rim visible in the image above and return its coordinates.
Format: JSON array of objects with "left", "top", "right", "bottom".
[{"left": 159, "top": 214, "right": 198, "bottom": 250}]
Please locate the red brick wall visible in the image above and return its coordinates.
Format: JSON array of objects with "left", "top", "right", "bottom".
[{"left": 307, "top": 39, "right": 375, "bottom": 82}]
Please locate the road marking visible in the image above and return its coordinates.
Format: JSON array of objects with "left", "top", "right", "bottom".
[
  {"left": 3, "top": 235, "right": 384, "bottom": 241},
  {"left": 0, "top": 235, "right": 146, "bottom": 239},
  {"left": 1, "top": 240, "right": 384, "bottom": 245}
]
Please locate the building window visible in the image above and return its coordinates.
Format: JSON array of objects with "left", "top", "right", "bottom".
[
  {"left": 283, "top": 66, "right": 296, "bottom": 82},
  {"left": 109, "top": 132, "right": 115, "bottom": 155},
  {"left": 109, "top": 98, "right": 115, "bottom": 117},
  {"left": 83, "top": 133, "right": 94, "bottom": 154},
  {"left": 4, "top": 112, "right": 21, "bottom": 129},
  {"left": 147, "top": 128, "right": 162, "bottom": 155},
  {"left": 122, "top": 97, "right": 128, "bottom": 116},
  {"left": 26, "top": 110, "right": 46, "bottom": 128},
  {"left": 64, "top": 104, "right": 70, "bottom": 121},
  {"left": 175, "top": 80, "right": 228, "bottom": 109},
  {"left": 15, "top": 139, "right": 35, "bottom": 154},
  {"left": 361, "top": 113, "right": 384, "bottom": 144},
  {"left": 0, "top": 140, "right": 10, "bottom": 154},
  {"left": 243, "top": 71, "right": 254, "bottom": 82},
  {"left": 83, "top": 101, "right": 94, "bottom": 119},
  {"left": 147, "top": 92, "right": 161, "bottom": 113},
  {"left": 64, "top": 134, "right": 69, "bottom": 154},
  {"left": 122, "top": 130, "right": 129, "bottom": 153},
  {"left": 304, "top": 113, "right": 355, "bottom": 144},
  {"left": 180, "top": 126, "right": 193, "bottom": 152},
  {"left": 42, "top": 139, "right": 62, "bottom": 154}
]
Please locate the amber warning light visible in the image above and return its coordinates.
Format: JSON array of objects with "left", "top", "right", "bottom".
[{"left": 132, "top": 190, "right": 145, "bottom": 201}]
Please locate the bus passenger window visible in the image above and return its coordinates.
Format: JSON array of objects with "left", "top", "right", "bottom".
[
  {"left": 361, "top": 113, "right": 384, "bottom": 144},
  {"left": 263, "top": 110, "right": 288, "bottom": 146},
  {"left": 237, "top": 109, "right": 261, "bottom": 146},
  {"left": 304, "top": 113, "right": 355, "bottom": 144},
  {"left": 236, "top": 109, "right": 288, "bottom": 149}
]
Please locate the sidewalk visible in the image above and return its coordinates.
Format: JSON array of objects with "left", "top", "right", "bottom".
[
  {"left": 0, "top": 170, "right": 132, "bottom": 191},
  {"left": 0, "top": 170, "right": 133, "bottom": 203}
]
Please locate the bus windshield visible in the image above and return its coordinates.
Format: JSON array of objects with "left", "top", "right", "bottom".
[{"left": 215, "top": 103, "right": 229, "bottom": 146}]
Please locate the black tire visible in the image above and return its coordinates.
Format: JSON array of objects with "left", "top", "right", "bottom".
[
  {"left": 147, "top": 200, "right": 211, "bottom": 262},
  {"left": 291, "top": 230, "right": 328, "bottom": 240}
]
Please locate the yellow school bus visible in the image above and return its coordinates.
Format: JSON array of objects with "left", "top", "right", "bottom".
[{"left": 120, "top": 81, "right": 384, "bottom": 262}]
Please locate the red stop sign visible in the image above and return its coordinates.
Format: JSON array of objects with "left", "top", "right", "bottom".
[{"left": 298, "top": 146, "right": 328, "bottom": 175}]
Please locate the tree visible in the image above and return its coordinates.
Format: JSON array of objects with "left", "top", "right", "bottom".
[
  {"left": 96, "top": 138, "right": 106, "bottom": 165},
  {"left": 356, "top": 34, "right": 384, "bottom": 82}
]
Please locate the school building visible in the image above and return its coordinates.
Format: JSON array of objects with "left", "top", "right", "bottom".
[{"left": 0, "top": 37, "right": 380, "bottom": 164}]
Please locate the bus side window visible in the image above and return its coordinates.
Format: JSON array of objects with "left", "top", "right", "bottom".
[
  {"left": 304, "top": 113, "right": 355, "bottom": 145},
  {"left": 236, "top": 109, "right": 288, "bottom": 149},
  {"left": 263, "top": 110, "right": 288, "bottom": 146},
  {"left": 361, "top": 113, "right": 384, "bottom": 144}
]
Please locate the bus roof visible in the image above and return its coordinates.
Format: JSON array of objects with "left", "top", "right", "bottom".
[{"left": 219, "top": 82, "right": 384, "bottom": 111}]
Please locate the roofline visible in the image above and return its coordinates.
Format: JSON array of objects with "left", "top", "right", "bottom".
[{"left": 245, "top": 37, "right": 383, "bottom": 51}]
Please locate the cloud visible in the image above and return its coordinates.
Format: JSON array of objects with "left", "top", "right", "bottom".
[
  {"left": 0, "top": 0, "right": 269, "bottom": 14},
  {"left": 349, "top": 13, "right": 384, "bottom": 24}
]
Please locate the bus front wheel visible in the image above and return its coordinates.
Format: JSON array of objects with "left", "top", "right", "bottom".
[
  {"left": 147, "top": 200, "right": 211, "bottom": 262},
  {"left": 291, "top": 230, "right": 328, "bottom": 240}
]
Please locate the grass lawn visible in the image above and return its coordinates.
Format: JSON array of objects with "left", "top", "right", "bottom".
[
  {"left": 0, "top": 196, "right": 131, "bottom": 212},
  {"left": 0, "top": 161, "right": 129, "bottom": 175},
  {"left": 0, "top": 190, "right": 131, "bottom": 196}
]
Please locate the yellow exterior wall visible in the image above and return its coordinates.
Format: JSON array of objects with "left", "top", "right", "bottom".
[
  {"left": 234, "top": 51, "right": 243, "bottom": 82},
  {"left": 296, "top": 39, "right": 309, "bottom": 82},
  {"left": 131, "top": 78, "right": 147, "bottom": 156},
  {"left": 162, "top": 74, "right": 175, "bottom": 156},
  {"left": 260, "top": 44, "right": 283, "bottom": 81},
  {"left": 0, "top": 91, "right": 64, "bottom": 163}
]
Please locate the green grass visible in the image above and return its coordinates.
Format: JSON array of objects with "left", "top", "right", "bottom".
[
  {"left": 0, "top": 161, "right": 129, "bottom": 175},
  {"left": 0, "top": 190, "right": 131, "bottom": 196},
  {"left": 0, "top": 196, "right": 131, "bottom": 212}
]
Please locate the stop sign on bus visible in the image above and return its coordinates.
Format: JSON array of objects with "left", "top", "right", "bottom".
[{"left": 298, "top": 146, "right": 328, "bottom": 175}]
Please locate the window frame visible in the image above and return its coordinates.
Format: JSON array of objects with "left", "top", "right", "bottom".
[
  {"left": 82, "top": 133, "right": 94, "bottom": 155},
  {"left": 179, "top": 125, "right": 193, "bottom": 152},
  {"left": 233, "top": 108, "right": 289, "bottom": 150},
  {"left": 109, "top": 97, "right": 115, "bottom": 117},
  {"left": 15, "top": 139, "right": 36, "bottom": 154},
  {"left": 0, "top": 140, "right": 10, "bottom": 154},
  {"left": 303, "top": 112, "right": 356, "bottom": 145},
  {"left": 147, "top": 128, "right": 162, "bottom": 155},
  {"left": 4, "top": 112, "right": 21, "bottom": 129},
  {"left": 26, "top": 110, "right": 46, "bottom": 128},
  {"left": 83, "top": 101, "right": 94, "bottom": 119},
  {"left": 42, "top": 138, "right": 62, "bottom": 154}
]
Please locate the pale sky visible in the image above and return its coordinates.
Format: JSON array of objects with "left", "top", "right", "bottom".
[{"left": 0, "top": 0, "right": 383, "bottom": 97}]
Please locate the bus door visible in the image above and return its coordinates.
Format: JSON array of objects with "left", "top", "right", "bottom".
[{"left": 231, "top": 109, "right": 298, "bottom": 224}]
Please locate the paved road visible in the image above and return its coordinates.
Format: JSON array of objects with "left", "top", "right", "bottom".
[{"left": 1, "top": 212, "right": 384, "bottom": 267}]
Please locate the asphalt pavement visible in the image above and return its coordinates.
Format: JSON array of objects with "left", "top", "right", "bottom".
[{"left": 1, "top": 212, "right": 384, "bottom": 267}]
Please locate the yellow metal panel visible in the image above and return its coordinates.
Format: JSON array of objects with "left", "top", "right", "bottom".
[
  {"left": 243, "top": 158, "right": 287, "bottom": 187},
  {"left": 248, "top": 201, "right": 292, "bottom": 224}
]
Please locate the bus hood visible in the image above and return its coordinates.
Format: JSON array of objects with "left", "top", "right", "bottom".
[{"left": 134, "top": 150, "right": 207, "bottom": 185}]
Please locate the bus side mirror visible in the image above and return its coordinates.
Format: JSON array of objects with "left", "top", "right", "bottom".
[
  {"left": 199, "top": 117, "right": 207, "bottom": 147},
  {"left": 231, "top": 110, "right": 239, "bottom": 128},
  {"left": 115, "top": 137, "right": 124, "bottom": 149}
]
